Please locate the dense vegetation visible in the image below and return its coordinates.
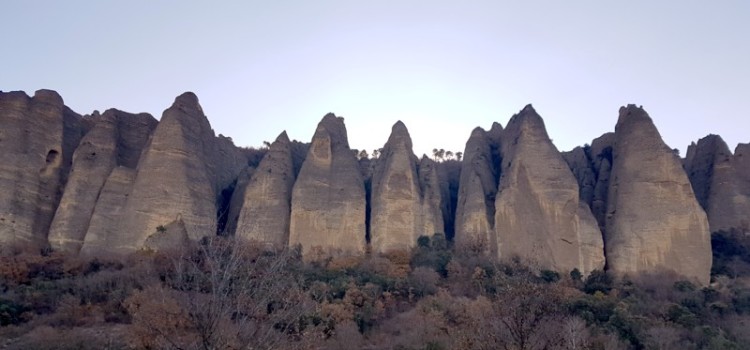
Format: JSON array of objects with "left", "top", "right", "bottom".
[{"left": 1, "top": 231, "right": 749, "bottom": 350}]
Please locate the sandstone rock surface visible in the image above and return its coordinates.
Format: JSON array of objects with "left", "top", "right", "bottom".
[
  {"left": 81, "top": 93, "right": 244, "bottom": 255},
  {"left": 605, "top": 105, "right": 711, "bottom": 284},
  {"left": 454, "top": 127, "right": 499, "bottom": 251},
  {"left": 235, "top": 132, "right": 296, "bottom": 247},
  {"left": 0, "top": 90, "right": 83, "bottom": 248},
  {"left": 370, "top": 122, "right": 444, "bottom": 253},
  {"left": 48, "top": 109, "right": 157, "bottom": 253},
  {"left": 684, "top": 135, "right": 750, "bottom": 232},
  {"left": 289, "top": 114, "right": 366, "bottom": 256},
  {"left": 494, "top": 105, "right": 604, "bottom": 275}
]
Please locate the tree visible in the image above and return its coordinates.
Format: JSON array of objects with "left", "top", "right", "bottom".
[
  {"left": 358, "top": 149, "right": 369, "bottom": 160},
  {"left": 437, "top": 149, "right": 445, "bottom": 162},
  {"left": 445, "top": 151, "right": 454, "bottom": 160},
  {"left": 432, "top": 148, "right": 439, "bottom": 161},
  {"left": 456, "top": 152, "right": 463, "bottom": 161},
  {"left": 126, "top": 237, "right": 314, "bottom": 350}
]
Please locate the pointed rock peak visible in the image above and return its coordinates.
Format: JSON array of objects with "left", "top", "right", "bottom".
[
  {"left": 275, "top": 130, "right": 291, "bottom": 144},
  {"left": 617, "top": 104, "right": 652, "bottom": 125},
  {"left": 522, "top": 103, "right": 536, "bottom": 114},
  {"left": 490, "top": 122, "right": 504, "bottom": 133},
  {"left": 392, "top": 120, "right": 409, "bottom": 135},
  {"left": 470, "top": 126, "right": 488, "bottom": 138},
  {"left": 174, "top": 92, "right": 200, "bottom": 106},
  {"left": 314, "top": 112, "right": 350, "bottom": 148},
  {"left": 736, "top": 143, "right": 750, "bottom": 156},
  {"left": 696, "top": 134, "right": 731, "bottom": 154},
  {"left": 33, "top": 89, "right": 64, "bottom": 105},
  {"left": 386, "top": 120, "right": 413, "bottom": 149},
  {"left": 320, "top": 112, "right": 344, "bottom": 127}
]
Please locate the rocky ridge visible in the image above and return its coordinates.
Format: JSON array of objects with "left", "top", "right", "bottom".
[{"left": 1, "top": 89, "right": 742, "bottom": 284}]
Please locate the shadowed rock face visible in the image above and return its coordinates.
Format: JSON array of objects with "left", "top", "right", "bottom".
[
  {"left": 684, "top": 135, "right": 750, "bottom": 233},
  {"left": 0, "top": 90, "right": 83, "bottom": 248},
  {"left": 494, "top": 105, "right": 604, "bottom": 275},
  {"left": 289, "top": 114, "right": 366, "bottom": 256},
  {"left": 418, "top": 156, "right": 446, "bottom": 239},
  {"left": 454, "top": 127, "right": 499, "bottom": 251},
  {"left": 80, "top": 93, "right": 244, "bottom": 255},
  {"left": 235, "top": 132, "right": 295, "bottom": 247},
  {"left": 605, "top": 105, "right": 711, "bottom": 284},
  {"left": 48, "top": 109, "right": 157, "bottom": 253},
  {"left": 370, "top": 122, "right": 444, "bottom": 253}
]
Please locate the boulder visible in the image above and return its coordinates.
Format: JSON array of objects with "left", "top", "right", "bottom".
[
  {"left": 494, "top": 105, "right": 604, "bottom": 275},
  {"left": 605, "top": 105, "right": 711, "bottom": 284},
  {"left": 289, "top": 114, "right": 366, "bottom": 256},
  {"left": 235, "top": 132, "right": 295, "bottom": 247}
]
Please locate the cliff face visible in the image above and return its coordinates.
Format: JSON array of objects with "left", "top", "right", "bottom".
[
  {"left": 604, "top": 106, "right": 711, "bottom": 284},
  {"left": 288, "top": 114, "right": 367, "bottom": 257},
  {"left": 0, "top": 90, "right": 83, "bottom": 248},
  {"left": 684, "top": 135, "right": 750, "bottom": 233},
  {"left": 454, "top": 127, "right": 499, "bottom": 251},
  {"left": 494, "top": 105, "right": 604, "bottom": 275},
  {"left": 48, "top": 109, "right": 157, "bottom": 253},
  {"left": 0, "top": 89, "right": 732, "bottom": 284},
  {"left": 235, "top": 132, "right": 295, "bottom": 247},
  {"left": 370, "top": 122, "right": 444, "bottom": 253}
]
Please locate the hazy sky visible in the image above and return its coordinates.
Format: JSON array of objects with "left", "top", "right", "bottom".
[{"left": 3, "top": 1, "right": 749, "bottom": 157}]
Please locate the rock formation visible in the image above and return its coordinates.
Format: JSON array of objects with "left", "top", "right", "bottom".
[
  {"left": 0, "top": 90, "right": 83, "bottom": 248},
  {"left": 48, "top": 109, "right": 157, "bottom": 253},
  {"left": 289, "top": 114, "right": 366, "bottom": 256},
  {"left": 418, "top": 156, "right": 446, "bottom": 239},
  {"left": 370, "top": 122, "right": 444, "bottom": 253},
  {"left": 605, "top": 105, "right": 711, "bottom": 284},
  {"left": 235, "top": 132, "right": 296, "bottom": 247},
  {"left": 80, "top": 92, "right": 244, "bottom": 255},
  {"left": 684, "top": 135, "right": 750, "bottom": 232},
  {"left": 494, "top": 105, "right": 604, "bottom": 275},
  {"left": 454, "top": 127, "right": 500, "bottom": 251}
]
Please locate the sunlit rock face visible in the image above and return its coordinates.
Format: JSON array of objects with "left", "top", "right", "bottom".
[
  {"left": 81, "top": 92, "right": 245, "bottom": 256},
  {"left": 289, "top": 114, "right": 366, "bottom": 257},
  {"left": 0, "top": 90, "right": 83, "bottom": 248},
  {"left": 370, "top": 121, "right": 444, "bottom": 253},
  {"left": 604, "top": 105, "right": 711, "bottom": 284},
  {"left": 49, "top": 109, "right": 157, "bottom": 253},
  {"left": 494, "top": 105, "right": 605, "bottom": 275},
  {"left": 684, "top": 135, "right": 750, "bottom": 233},
  {"left": 235, "top": 131, "right": 296, "bottom": 248}
]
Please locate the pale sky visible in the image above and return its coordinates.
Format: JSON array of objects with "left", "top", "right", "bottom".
[{"left": 3, "top": 1, "right": 749, "bottom": 157}]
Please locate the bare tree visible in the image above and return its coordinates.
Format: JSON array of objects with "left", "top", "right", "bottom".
[{"left": 126, "top": 237, "right": 315, "bottom": 350}]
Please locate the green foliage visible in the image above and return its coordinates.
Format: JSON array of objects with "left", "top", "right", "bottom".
[
  {"left": 570, "top": 268, "right": 582, "bottom": 282},
  {"left": 539, "top": 269, "right": 560, "bottom": 283},
  {"left": 583, "top": 269, "right": 613, "bottom": 294}
]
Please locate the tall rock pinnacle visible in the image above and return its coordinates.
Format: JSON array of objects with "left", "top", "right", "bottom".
[
  {"left": 605, "top": 105, "right": 711, "bottom": 284},
  {"left": 289, "top": 114, "right": 366, "bottom": 256},
  {"left": 48, "top": 109, "right": 157, "bottom": 253},
  {"left": 494, "top": 105, "right": 605, "bottom": 275},
  {"left": 370, "top": 121, "right": 444, "bottom": 252},
  {"left": 0, "top": 90, "right": 83, "bottom": 248},
  {"left": 235, "top": 131, "right": 295, "bottom": 247},
  {"left": 80, "top": 92, "right": 244, "bottom": 255},
  {"left": 454, "top": 127, "right": 500, "bottom": 251},
  {"left": 684, "top": 135, "right": 750, "bottom": 233}
]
